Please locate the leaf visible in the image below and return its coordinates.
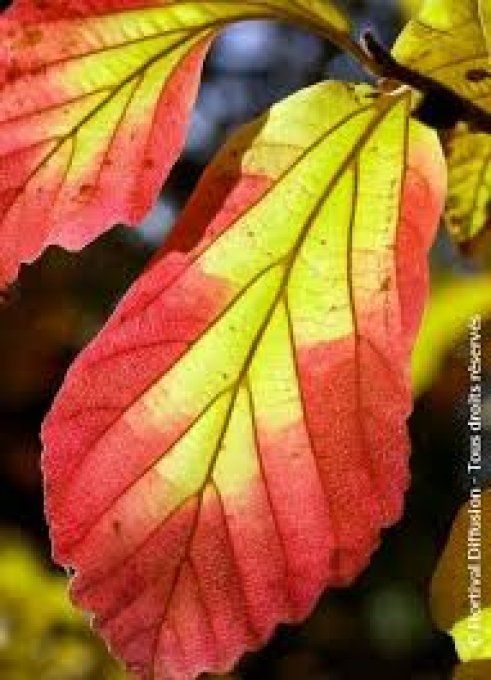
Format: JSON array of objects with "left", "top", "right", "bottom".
[
  {"left": 452, "top": 609, "right": 491, "bottom": 663},
  {"left": 394, "top": 1, "right": 491, "bottom": 247},
  {"left": 445, "top": 124, "right": 491, "bottom": 241},
  {"left": 393, "top": 0, "right": 491, "bottom": 113},
  {"left": 0, "top": 0, "right": 349, "bottom": 288},
  {"left": 42, "top": 81, "right": 446, "bottom": 680},
  {"left": 412, "top": 272, "right": 491, "bottom": 395},
  {"left": 431, "top": 490, "right": 491, "bottom": 669},
  {"left": 442, "top": 124, "right": 491, "bottom": 245}
]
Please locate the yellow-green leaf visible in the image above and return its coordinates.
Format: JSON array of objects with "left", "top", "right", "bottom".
[
  {"left": 431, "top": 490, "right": 491, "bottom": 667},
  {"left": 393, "top": 0, "right": 491, "bottom": 113},
  {"left": 394, "top": 1, "right": 491, "bottom": 246},
  {"left": 452, "top": 609, "right": 491, "bottom": 663},
  {"left": 412, "top": 273, "right": 491, "bottom": 395},
  {"left": 444, "top": 124, "right": 491, "bottom": 242}
]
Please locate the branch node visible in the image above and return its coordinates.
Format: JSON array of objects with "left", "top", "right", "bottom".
[{"left": 359, "top": 31, "right": 491, "bottom": 135}]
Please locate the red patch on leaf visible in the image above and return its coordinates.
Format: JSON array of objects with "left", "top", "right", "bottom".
[{"left": 0, "top": 0, "right": 212, "bottom": 286}]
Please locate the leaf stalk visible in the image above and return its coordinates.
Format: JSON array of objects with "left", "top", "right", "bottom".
[{"left": 358, "top": 31, "right": 491, "bottom": 135}]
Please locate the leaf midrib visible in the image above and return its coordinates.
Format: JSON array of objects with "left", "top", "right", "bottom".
[{"left": 144, "top": 94, "right": 410, "bottom": 670}]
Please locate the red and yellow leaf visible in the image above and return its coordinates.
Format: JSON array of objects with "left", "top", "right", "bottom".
[
  {"left": 42, "top": 82, "right": 446, "bottom": 680},
  {"left": 0, "top": 0, "right": 349, "bottom": 286}
]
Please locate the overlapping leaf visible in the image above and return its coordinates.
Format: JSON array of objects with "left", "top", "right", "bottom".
[
  {"left": 0, "top": 0, "right": 349, "bottom": 287},
  {"left": 393, "top": 0, "right": 491, "bottom": 113},
  {"left": 431, "top": 490, "right": 491, "bottom": 674},
  {"left": 42, "top": 82, "right": 446, "bottom": 679},
  {"left": 443, "top": 124, "right": 491, "bottom": 248},
  {"left": 394, "top": 0, "right": 491, "bottom": 246},
  {"left": 438, "top": 124, "right": 491, "bottom": 258}
]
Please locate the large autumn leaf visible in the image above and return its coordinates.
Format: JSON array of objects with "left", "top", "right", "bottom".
[
  {"left": 42, "top": 82, "right": 446, "bottom": 679},
  {"left": 0, "top": 0, "right": 349, "bottom": 287}
]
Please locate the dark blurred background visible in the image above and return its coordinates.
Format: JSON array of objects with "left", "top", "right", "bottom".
[{"left": 0, "top": 0, "right": 490, "bottom": 678}]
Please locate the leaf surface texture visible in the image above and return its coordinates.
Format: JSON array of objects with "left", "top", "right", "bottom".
[
  {"left": 0, "top": 0, "right": 348, "bottom": 285},
  {"left": 43, "top": 82, "right": 446, "bottom": 680}
]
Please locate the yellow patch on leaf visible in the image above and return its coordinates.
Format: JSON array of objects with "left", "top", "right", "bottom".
[{"left": 0, "top": 0, "right": 350, "bottom": 286}]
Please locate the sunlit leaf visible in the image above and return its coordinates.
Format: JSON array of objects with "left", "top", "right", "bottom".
[
  {"left": 431, "top": 490, "right": 491, "bottom": 668},
  {"left": 43, "top": 82, "right": 446, "bottom": 680},
  {"left": 452, "top": 609, "right": 491, "bottom": 663},
  {"left": 444, "top": 124, "right": 491, "bottom": 242},
  {"left": 393, "top": 0, "right": 491, "bottom": 113},
  {"left": 394, "top": 1, "right": 491, "bottom": 247},
  {"left": 0, "top": 0, "right": 350, "bottom": 288},
  {"left": 412, "top": 273, "right": 491, "bottom": 395}
]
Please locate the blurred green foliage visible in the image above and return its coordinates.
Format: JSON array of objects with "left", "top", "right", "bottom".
[
  {"left": 412, "top": 274, "right": 491, "bottom": 396},
  {"left": 0, "top": 534, "right": 128, "bottom": 680}
]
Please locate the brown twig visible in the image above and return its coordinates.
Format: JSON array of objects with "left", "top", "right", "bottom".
[{"left": 360, "top": 31, "right": 491, "bottom": 135}]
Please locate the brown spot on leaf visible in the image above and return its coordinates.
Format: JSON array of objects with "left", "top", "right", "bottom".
[
  {"left": 466, "top": 68, "right": 491, "bottom": 82},
  {"left": 75, "top": 184, "right": 95, "bottom": 203},
  {"left": 19, "top": 28, "right": 44, "bottom": 48},
  {"left": 380, "top": 276, "right": 391, "bottom": 292},
  {"left": 6, "top": 62, "right": 23, "bottom": 82}
]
